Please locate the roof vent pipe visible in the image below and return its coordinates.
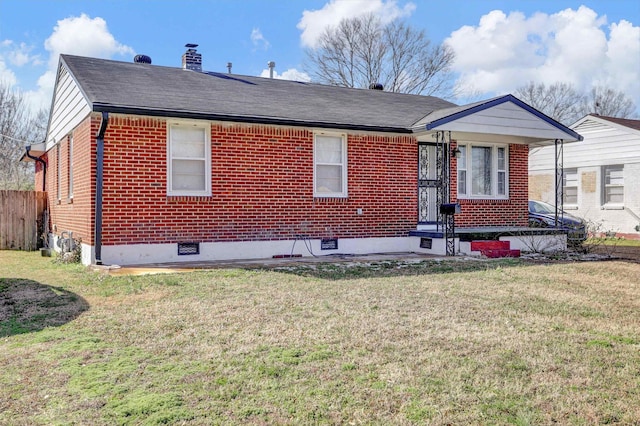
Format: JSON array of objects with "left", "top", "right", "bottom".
[
  {"left": 268, "top": 61, "right": 275, "bottom": 79},
  {"left": 227, "top": 62, "right": 232, "bottom": 74},
  {"left": 134, "top": 54, "right": 152, "bottom": 64}
]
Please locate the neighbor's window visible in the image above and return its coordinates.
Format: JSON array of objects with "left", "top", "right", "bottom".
[
  {"left": 563, "top": 168, "right": 578, "bottom": 205},
  {"left": 603, "top": 165, "right": 623, "bottom": 205},
  {"left": 457, "top": 143, "right": 509, "bottom": 199},
  {"left": 167, "top": 121, "right": 211, "bottom": 196},
  {"left": 314, "top": 133, "right": 347, "bottom": 197}
]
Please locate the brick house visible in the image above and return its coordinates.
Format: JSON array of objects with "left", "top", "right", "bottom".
[{"left": 25, "top": 47, "right": 582, "bottom": 266}]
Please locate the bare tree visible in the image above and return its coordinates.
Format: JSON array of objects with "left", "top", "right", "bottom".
[
  {"left": 583, "top": 86, "right": 637, "bottom": 118},
  {"left": 305, "top": 14, "right": 455, "bottom": 97},
  {"left": 0, "top": 81, "right": 48, "bottom": 190},
  {"left": 515, "top": 82, "right": 585, "bottom": 125},
  {"left": 516, "top": 81, "right": 637, "bottom": 125}
]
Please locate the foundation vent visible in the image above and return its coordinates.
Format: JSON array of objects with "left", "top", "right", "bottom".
[{"left": 177, "top": 242, "right": 200, "bottom": 256}]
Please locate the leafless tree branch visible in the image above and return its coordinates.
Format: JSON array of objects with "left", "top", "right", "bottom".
[
  {"left": 305, "top": 14, "right": 455, "bottom": 98},
  {"left": 0, "top": 81, "right": 48, "bottom": 190}
]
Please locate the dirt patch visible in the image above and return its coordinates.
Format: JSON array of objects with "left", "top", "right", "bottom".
[{"left": 588, "top": 245, "right": 640, "bottom": 262}]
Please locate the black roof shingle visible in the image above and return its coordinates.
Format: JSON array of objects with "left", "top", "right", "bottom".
[{"left": 61, "top": 54, "right": 457, "bottom": 133}]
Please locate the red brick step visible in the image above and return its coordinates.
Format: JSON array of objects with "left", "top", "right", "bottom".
[{"left": 470, "top": 240, "right": 520, "bottom": 258}]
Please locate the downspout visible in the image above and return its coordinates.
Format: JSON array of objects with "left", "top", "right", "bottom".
[
  {"left": 25, "top": 145, "right": 47, "bottom": 192},
  {"left": 95, "top": 112, "right": 109, "bottom": 265},
  {"left": 25, "top": 145, "right": 49, "bottom": 249}
]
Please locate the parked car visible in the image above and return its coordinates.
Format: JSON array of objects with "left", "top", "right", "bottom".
[{"left": 528, "top": 200, "right": 587, "bottom": 243}]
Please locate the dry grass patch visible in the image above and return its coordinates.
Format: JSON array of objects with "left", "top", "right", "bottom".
[{"left": 1, "top": 251, "right": 639, "bottom": 424}]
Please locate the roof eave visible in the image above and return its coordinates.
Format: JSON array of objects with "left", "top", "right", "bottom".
[
  {"left": 420, "top": 94, "right": 584, "bottom": 142},
  {"left": 91, "top": 104, "right": 414, "bottom": 134}
]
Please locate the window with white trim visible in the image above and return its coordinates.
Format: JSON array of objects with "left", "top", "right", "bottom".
[
  {"left": 68, "top": 134, "right": 74, "bottom": 200},
  {"left": 456, "top": 143, "right": 509, "bottom": 199},
  {"left": 56, "top": 143, "right": 61, "bottom": 202},
  {"left": 314, "top": 133, "right": 347, "bottom": 197},
  {"left": 603, "top": 165, "right": 623, "bottom": 205},
  {"left": 457, "top": 145, "right": 467, "bottom": 195},
  {"left": 563, "top": 168, "right": 578, "bottom": 205},
  {"left": 167, "top": 121, "right": 211, "bottom": 196}
]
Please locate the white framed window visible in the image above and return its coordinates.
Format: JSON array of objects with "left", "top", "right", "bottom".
[
  {"left": 68, "top": 134, "right": 74, "bottom": 200},
  {"left": 602, "top": 165, "right": 623, "bottom": 205},
  {"left": 56, "top": 143, "right": 61, "bottom": 202},
  {"left": 563, "top": 168, "right": 578, "bottom": 205},
  {"left": 167, "top": 121, "right": 211, "bottom": 196},
  {"left": 457, "top": 145, "right": 467, "bottom": 195},
  {"left": 314, "top": 133, "right": 347, "bottom": 198},
  {"left": 456, "top": 143, "right": 509, "bottom": 199}
]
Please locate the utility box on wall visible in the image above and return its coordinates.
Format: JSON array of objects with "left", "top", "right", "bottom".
[{"left": 440, "top": 203, "right": 461, "bottom": 215}]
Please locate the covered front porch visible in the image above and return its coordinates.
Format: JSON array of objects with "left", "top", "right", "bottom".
[
  {"left": 409, "top": 94, "right": 583, "bottom": 257},
  {"left": 410, "top": 226, "right": 568, "bottom": 258}
]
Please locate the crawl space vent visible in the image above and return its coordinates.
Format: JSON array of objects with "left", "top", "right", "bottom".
[{"left": 177, "top": 242, "right": 200, "bottom": 256}]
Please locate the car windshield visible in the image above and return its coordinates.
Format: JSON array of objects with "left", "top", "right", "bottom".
[{"left": 531, "top": 201, "right": 557, "bottom": 214}]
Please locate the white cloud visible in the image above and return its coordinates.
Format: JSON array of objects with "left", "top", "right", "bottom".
[
  {"left": 2, "top": 41, "right": 42, "bottom": 67},
  {"left": 298, "top": 0, "right": 416, "bottom": 48},
  {"left": 18, "top": 14, "right": 134, "bottom": 111},
  {"left": 603, "top": 20, "right": 640, "bottom": 100},
  {"left": 250, "top": 28, "right": 271, "bottom": 50},
  {"left": 44, "top": 14, "right": 134, "bottom": 68},
  {"left": 446, "top": 6, "right": 640, "bottom": 108},
  {"left": 0, "top": 40, "right": 41, "bottom": 88},
  {"left": 259, "top": 67, "right": 311, "bottom": 82},
  {"left": 0, "top": 57, "right": 18, "bottom": 86}
]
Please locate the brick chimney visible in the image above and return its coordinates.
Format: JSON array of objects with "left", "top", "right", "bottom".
[{"left": 182, "top": 44, "right": 202, "bottom": 72}]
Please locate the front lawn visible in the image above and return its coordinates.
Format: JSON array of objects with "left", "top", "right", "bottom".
[{"left": 1, "top": 251, "right": 639, "bottom": 424}]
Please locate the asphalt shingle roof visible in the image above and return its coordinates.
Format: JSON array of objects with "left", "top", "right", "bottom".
[
  {"left": 595, "top": 115, "right": 640, "bottom": 131},
  {"left": 61, "top": 54, "right": 457, "bottom": 133}
]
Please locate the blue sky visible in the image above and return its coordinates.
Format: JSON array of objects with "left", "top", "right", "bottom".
[{"left": 1, "top": 0, "right": 638, "bottom": 113}]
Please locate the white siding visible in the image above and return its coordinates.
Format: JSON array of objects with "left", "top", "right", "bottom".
[
  {"left": 529, "top": 117, "right": 640, "bottom": 237},
  {"left": 530, "top": 118, "right": 640, "bottom": 172},
  {"left": 431, "top": 102, "right": 577, "bottom": 141},
  {"left": 46, "top": 64, "right": 91, "bottom": 151}
]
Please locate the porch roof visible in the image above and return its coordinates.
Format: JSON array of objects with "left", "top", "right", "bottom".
[{"left": 412, "top": 95, "right": 583, "bottom": 147}]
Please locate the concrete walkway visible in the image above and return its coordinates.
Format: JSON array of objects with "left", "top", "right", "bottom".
[{"left": 91, "top": 252, "right": 447, "bottom": 276}]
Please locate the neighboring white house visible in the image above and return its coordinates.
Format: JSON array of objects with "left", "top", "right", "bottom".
[{"left": 529, "top": 114, "right": 640, "bottom": 240}]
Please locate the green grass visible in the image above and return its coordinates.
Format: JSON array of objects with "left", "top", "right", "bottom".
[
  {"left": 586, "top": 236, "right": 640, "bottom": 247},
  {"left": 1, "top": 250, "right": 639, "bottom": 424}
]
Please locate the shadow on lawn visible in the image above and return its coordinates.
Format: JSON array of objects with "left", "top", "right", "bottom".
[{"left": 0, "top": 278, "right": 89, "bottom": 337}]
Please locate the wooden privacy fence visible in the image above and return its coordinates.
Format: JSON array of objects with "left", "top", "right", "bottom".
[{"left": 0, "top": 190, "right": 47, "bottom": 251}]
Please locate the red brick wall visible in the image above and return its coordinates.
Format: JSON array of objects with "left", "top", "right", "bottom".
[
  {"left": 34, "top": 155, "right": 46, "bottom": 193},
  {"left": 452, "top": 143, "right": 529, "bottom": 227},
  {"left": 99, "top": 116, "right": 418, "bottom": 245},
  {"left": 43, "top": 113, "right": 532, "bottom": 248},
  {"left": 45, "top": 115, "right": 95, "bottom": 244}
]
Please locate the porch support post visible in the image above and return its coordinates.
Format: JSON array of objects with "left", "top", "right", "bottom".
[
  {"left": 435, "top": 131, "right": 450, "bottom": 231},
  {"left": 554, "top": 138, "right": 564, "bottom": 227}
]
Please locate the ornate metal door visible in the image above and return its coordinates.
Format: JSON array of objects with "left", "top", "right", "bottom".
[
  {"left": 418, "top": 143, "right": 438, "bottom": 224},
  {"left": 418, "top": 137, "right": 449, "bottom": 227}
]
